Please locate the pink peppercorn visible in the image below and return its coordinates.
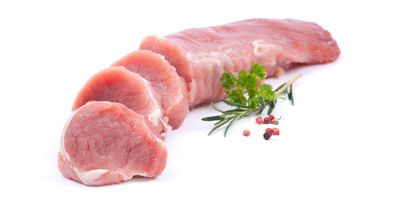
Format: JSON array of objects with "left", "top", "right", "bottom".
[
  {"left": 243, "top": 130, "right": 251, "bottom": 136},
  {"left": 268, "top": 114, "right": 275, "bottom": 121},
  {"left": 256, "top": 117, "right": 263, "bottom": 124},
  {"left": 272, "top": 128, "right": 280, "bottom": 135}
]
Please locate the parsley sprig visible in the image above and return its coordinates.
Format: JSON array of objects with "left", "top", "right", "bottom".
[{"left": 202, "top": 63, "right": 301, "bottom": 136}]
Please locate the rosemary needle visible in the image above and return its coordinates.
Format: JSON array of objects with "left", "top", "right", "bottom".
[{"left": 202, "top": 63, "right": 301, "bottom": 136}]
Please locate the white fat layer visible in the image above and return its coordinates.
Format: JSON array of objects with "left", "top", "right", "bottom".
[
  {"left": 135, "top": 172, "right": 149, "bottom": 177},
  {"left": 157, "top": 54, "right": 184, "bottom": 122},
  {"left": 252, "top": 40, "right": 282, "bottom": 68},
  {"left": 253, "top": 40, "right": 277, "bottom": 56},
  {"left": 78, "top": 169, "right": 109, "bottom": 185},
  {"left": 159, "top": 54, "right": 177, "bottom": 72},
  {"left": 140, "top": 77, "right": 162, "bottom": 125},
  {"left": 78, "top": 168, "right": 150, "bottom": 185},
  {"left": 139, "top": 77, "right": 171, "bottom": 132}
]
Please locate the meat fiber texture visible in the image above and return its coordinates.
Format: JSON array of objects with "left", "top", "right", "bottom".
[
  {"left": 140, "top": 18, "right": 340, "bottom": 108},
  {"left": 112, "top": 50, "right": 189, "bottom": 129},
  {"left": 59, "top": 18, "right": 340, "bottom": 186},
  {"left": 58, "top": 101, "right": 167, "bottom": 186},
  {"left": 73, "top": 67, "right": 170, "bottom": 135}
]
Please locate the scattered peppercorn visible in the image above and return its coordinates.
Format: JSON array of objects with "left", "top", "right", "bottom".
[
  {"left": 263, "top": 132, "right": 272, "bottom": 140},
  {"left": 256, "top": 116, "right": 263, "bottom": 124},
  {"left": 255, "top": 114, "right": 281, "bottom": 140},
  {"left": 243, "top": 130, "right": 251, "bottom": 137},
  {"left": 272, "top": 128, "right": 280, "bottom": 135},
  {"left": 268, "top": 114, "right": 275, "bottom": 121},
  {"left": 263, "top": 117, "right": 270, "bottom": 124}
]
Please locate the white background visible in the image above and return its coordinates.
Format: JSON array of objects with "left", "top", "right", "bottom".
[{"left": 0, "top": 0, "right": 399, "bottom": 199}]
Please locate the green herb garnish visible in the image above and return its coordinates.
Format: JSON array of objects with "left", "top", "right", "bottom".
[{"left": 202, "top": 63, "right": 301, "bottom": 136}]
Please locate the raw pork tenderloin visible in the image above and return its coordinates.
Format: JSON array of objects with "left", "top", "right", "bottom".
[{"left": 59, "top": 18, "right": 340, "bottom": 186}]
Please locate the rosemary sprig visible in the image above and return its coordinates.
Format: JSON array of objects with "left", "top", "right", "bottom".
[{"left": 201, "top": 63, "right": 301, "bottom": 136}]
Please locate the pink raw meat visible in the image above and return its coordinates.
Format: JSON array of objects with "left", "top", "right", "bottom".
[
  {"left": 112, "top": 50, "right": 189, "bottom": 129},
  {"left": 140, "top": 18, "right": 340, "bottom": 108},
  {"left": 58, "top": 101, "right": 167, "bottom": 186},
  {"left": 59, "top": 18, "right": 341, "bottom": 186},
  {"left": 73, "top": 67, "right": 170, "bottom": 134}
]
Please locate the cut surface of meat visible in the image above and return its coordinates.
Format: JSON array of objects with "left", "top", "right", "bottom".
[
  {"left": 58, "top": 101, "right": 167, "bottom": 186},
  {"left": 73, "top": 67, "right": 170, "bottom": 134},
  {"left": 140, "top": 18, "right": 340, "bottom": 108},
  {"left": 112, "top": 50, "right": 189, "bottom": 129}
]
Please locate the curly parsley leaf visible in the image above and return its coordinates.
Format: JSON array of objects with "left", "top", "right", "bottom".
[{"left": 204, "top": 63, "right": 301, "bottom": 136}]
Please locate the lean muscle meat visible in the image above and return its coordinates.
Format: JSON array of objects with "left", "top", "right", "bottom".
[
  {"left": 58, "top": 101, "right": 167, "bottom": 186},
  {"left": 140, "top": 18, "right": 340, "bottom": 108},
  {"left": 112, "top": 50, "right": 189, "bottom": 129},
  {"left": 73, "top": 67, "right": 170, "bottom": 134}
]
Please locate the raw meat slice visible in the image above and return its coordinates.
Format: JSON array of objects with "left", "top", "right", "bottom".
[
  {"left": 111, "top": 50, "right": 189, "bottom": 129},
  {"left": 140, "top": 18, "right": 340, "bottom": 108},
  {"left": 73, "top": 67, "right": 170, "bottom": 134},
  {"left": 58, "top": 101, "right": 167, "bottom": 186}
]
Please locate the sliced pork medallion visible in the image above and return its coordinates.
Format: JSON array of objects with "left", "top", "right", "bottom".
[
  {"left": 73, "top": 67, "right": 170, "bottom": 134},
  {"left": 112, "top": 50, "right": 189, "bottom": 129},
  {"left": 58, "top": 101, "right": 167, "bottom": 186},
  {"left": 140, "top": 18, "right": 340, "bottom": 108}
]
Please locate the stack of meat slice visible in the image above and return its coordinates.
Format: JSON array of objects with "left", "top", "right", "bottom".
[{"left": 58, "top": 18, "right": 340, "bottom": 186}]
